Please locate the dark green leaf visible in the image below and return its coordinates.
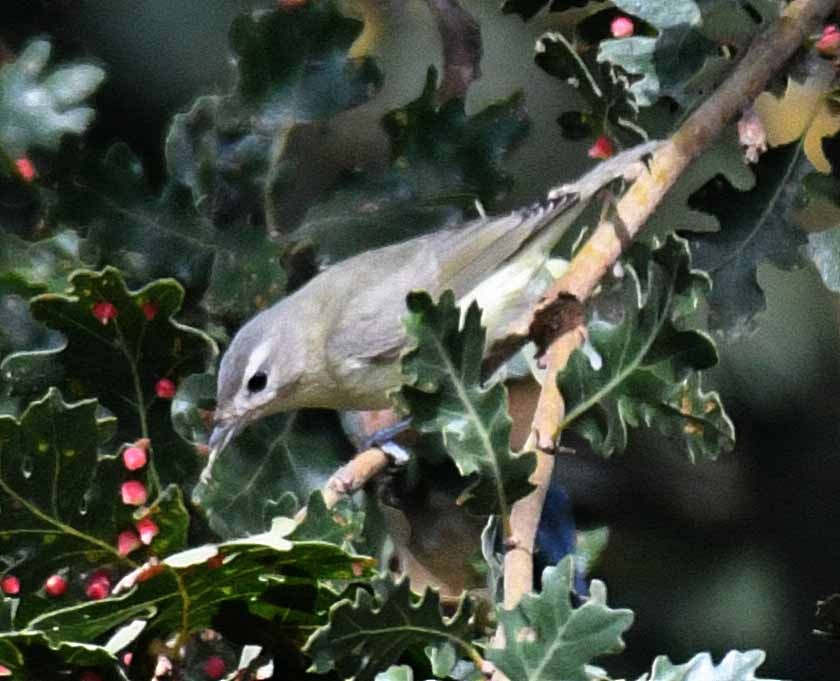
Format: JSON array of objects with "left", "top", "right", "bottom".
[
  {"left": 0, "top": 631, "right": 122, "bottom": 679},
  {"left": 559, "top": 236, "right": 734, "bottom": 461},
  {"left": 400, "top": 290, "right": 536, "bottom": 516},
  {"left": 687, "top": 142, "right": 808, "bottom": 337},
  {"left": 0, "top": 40, "right": 104, "bottom": 157},
  {"left": 304, "top": 574, "right": 476, "bottom": 681},
  {"left": 640, "top": 650, "right": 779, "bottom": 681},
  {"left": 0, "top": 230, "right": 91, "bottom": 298},
  {"left": 291, "top": 491, "right": 365, "bottom": 550},
  {"left": 30, "top": 268, "right": 217, "bottom": 488},
  {"left": 488, "top": 556, "right": 633, "bottom": 681}
]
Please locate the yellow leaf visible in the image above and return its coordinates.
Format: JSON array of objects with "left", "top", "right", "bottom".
[{"left": 754, "top": 68, "right": 839, "bottom": 173}]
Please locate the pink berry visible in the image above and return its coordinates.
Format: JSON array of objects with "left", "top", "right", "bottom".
[
  {"left": 817, "top": 24, "right": 840, "bottom": 55},
  {"left": 117, "top": 530, "right": 142, "bottom": 557},
  {"left": 92, "top": 301, "right": 118, "bottom": 325},
  {"left": 85, "top": 572, "right": 110, "bottom": 600},
  {"left": 121, "top": 480, "right": 148, "bottom": 506},
  {"left": 44, "top": 574, "right": 67, "bottom": 597},
  {"left": 0, "top": 665, "right": 10, "bottom": 676},
  {"left": 136, "top": 517, "right": 159, "bottom": 545},
  {"left": 610, "top": 16, "right": 634, "bottom": 38},
  {"left": 122, "top": 652, "right": 133, "bottom": 666},
  {"left": 141, "top": 301, "right": 159, "bottom": 321},
  {"left": 1, "top": 575, "right": 20, "bottom": 595},
  {"left": 588, "top": 135, "right": 615, "bottom": 160},
  {"left": 15, "top": 157, "right": 36, "bottom": 182},
  {"left": 155, "top": 378, "right": 176, "bottom": 399},
  {"left": 203, "top": 655, "right": 226, "bottom": 679},
  {"left": 122, "top": 446, "right": 147, "bottom": 471}
]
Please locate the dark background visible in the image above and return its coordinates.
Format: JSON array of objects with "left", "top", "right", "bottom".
[{"left": 3, "top": 1, "right": 839, "bottom": 678}]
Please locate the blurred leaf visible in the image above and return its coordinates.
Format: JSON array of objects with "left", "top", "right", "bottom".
[
  {"left": 488, "top": 556, "right": 633, "bottom": 681},
  {"left": 596, "top": 0, "right": 715, "bottom": 107},
  {"left": 0, "top": 230, "right": 91, "bottom": 298},
  {"left": 304, "top": 574, "right": 476, "bottom": 681},
  {"left": 687, "top": 142, "right": 808, "bottom": 337},
  {"left": 0, "top": 294, "right": 66, "bottom": 414},
  {"left": 292, "top": 68, "right": 529, "bottom": 262},
  {"left": 755, "top": 69, "right": 839, "bottom": 174},
  {"left": 0, "top": 632, "right": 122, "bottom": 679},
  {"left": 640, "top": 650, "right": 779, "bottom": 681},
  {"left": 815, "top": 593, "right": 840, "bottom": 639},
  {"left": 167, "top": 0, "right": 382, "bottom": 227},
  {"left": 559, "top": 236, "right": 733, "bottom": 461},
  {"left": 30, "top": 268, "right": 217, "bottom": 487},
  {"left": 26, "top": 517, "right": 367, "bottom": 650},
  {"left": 376, "top": 665, "right": 414, "bottom": 681},
  {"left": 805, "top": 227, "right": 840, "bottom": 293},
  {"left": 0, "top": 40, "right": 104, "bottom": 157},
  {"left": 291, "top": 492, "right": 365, "bottom": 550},
  {"left": 180, "top": 372, "right": 352, "bottom": 538},
  {"left": 400, "top": 290, "right": 536, "bottom": 516}
]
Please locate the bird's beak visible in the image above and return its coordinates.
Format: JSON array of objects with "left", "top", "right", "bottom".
[{"left": 199, "top": 418, "right": 243, "bottom": 485}]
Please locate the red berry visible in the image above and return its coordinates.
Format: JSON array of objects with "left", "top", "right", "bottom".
[
  {"left": 121, "top": 480, "right": 148, "bottom": 506},
  {"left": 588, "top": 135, "right": 615, "bottom": 160},
  {"left": 141, "top": 301, "right": 159, "bottom": 321},
  {"left": 85, "top": 572, "right": 110, "bottom": 600},
  {"left": 44, "top": 574, "right": 67, "bottom": 597},
  {"left": 136, "top": 517, "right": 159, "bottom": 545},
  {"left": 610, "top": 16, "right": 634, "bottom": 38},
  {"left": 122, "top": 446, "right": 148, "bottom": 471},
  {"left": 117, "top": 530, "right": 142, "bottom": 557},
  {"left": 91, "top": 301, "right": 118, "bottom": 325},
  {"left": 817, "top": 24, "right": 840, "bottom": 55},
  {"left": 155, "top": 378, "right": 176, "bottom": 399},
  {"left": 15, "top": 157, "right": 36, "bottom": 182},
  {"left": 203, "top": 655, "right": 226, "bottom": 680},
  {"left": 1, "top": 575, "right": 20, "bottom": 595}
]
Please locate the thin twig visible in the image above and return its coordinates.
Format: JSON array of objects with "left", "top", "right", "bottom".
[{"left": 500, "top": 0, "right": 837, "bottom": 613}]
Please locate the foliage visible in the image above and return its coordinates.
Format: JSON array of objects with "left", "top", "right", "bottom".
[{"left": 0, "top": 0, "right": 833, "bottom": 678}]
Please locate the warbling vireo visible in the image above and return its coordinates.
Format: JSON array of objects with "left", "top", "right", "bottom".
[{"left": 203, "top": 142, "right": 658, "bottom": 482}]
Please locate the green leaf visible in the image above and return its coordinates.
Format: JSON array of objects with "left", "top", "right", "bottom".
[
  {"left": 805, "top": 227, "right": 840, "bottom": 293},
  {"left": 687, "top": 142, "right": 808, "bottom": 337},
  {"left": 376, "top": 666, "right": 414, "bottom": 681},
  {"left": 30, "top": 268, "right": 217, "bottom": 488},
  {"left": 0, "top": 230, "right": 91, "bottom": 298},
  {"left": 488, "top": 556, "right": 633, "bottom": 681},
  {"left": 292, "top": 68, "right": 529, "bottom": 262},
  {"left": 559, "top": 236, "right": 734, "bottom": 461},
  {"left": 291, "top": 491, "right": 365, "bottom": 550},
  {"left": 596, "top": 0, "right": 716, "bottom": 108},
  {"left": 640, "top": 650, "right": 779, "bottom": 681},
  {"left": 0, "top": 631, "right": 122, "bottom": 679},
  {"left": 0, "top": 389, "right": 130, "bottom": 617},
  {"left": 0, "top": 40, "right": 105, "bottom": 157},
  {"left": 178, "top": 373, "right": 352, "bottom": 538},
  {"left": 400, "top": 290, "right": 536, "bottom": 516},
  {"left": 24, "top": 517, "right": 367, "bottom": 649},
  {"left": 304, "top": 574, "right": 477, "bottom": 681}
]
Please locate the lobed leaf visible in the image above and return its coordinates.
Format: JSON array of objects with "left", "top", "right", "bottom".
[
  {"left": 558, "top": 236, "right": 734, "bottom": 461},
  {"left": 640, "top": 650, "right": 779, "bottom": 681}
]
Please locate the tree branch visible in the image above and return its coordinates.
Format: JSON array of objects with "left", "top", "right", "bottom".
[{"left": 500, "top": 0, "right": 837, "bottom": 612}]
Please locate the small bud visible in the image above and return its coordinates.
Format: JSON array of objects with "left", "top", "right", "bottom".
[
  {"left": 1, "top": 575, "right": 20, "bottom": 595},
  {"left": 15, "top": 157, "right": 36, "bottom": 182},
  {"left": 141, "top": 301, "right": 159, "bottom": 321},
  {"left": 136, "top": 517, "right": 159, "bottom": 545},
  {"left": 155, "top": 378, "right": 176, "bottom": 399},
  {"left": 117, "top": 530, "right": 142, "bottom": 556},
  {"left": 122, "top": 652, "right": 133, "bottom": 666},
  {"left": 0, "top": 665, "right": 10, "bottom": 676},
  {"left": 817, "top": 24, "right": 840, "bottom": 56},
  {"left": 588, "top": 135, "right": 615, "bottom": 160},
  {"left": 44, "top": 574, "right": 67, "bottom": 597},
  {"left": 123, "top": 446, "right": 148, "bottom": 471},
  {"left": 203, "top": 656, "right": 226, "bottom": 680},
  {"left": 610, "top": 15, "right": 634, "bottom": 38},
  {"left": 92, "top": 301, "right": 118, "bottom": 325},
  {"left": 85, "top": 571, "right": 110, "bottom": 600},
  {"left": 154, "top": 655, "right": 172, "bottom": 678},
  {"left": 121, "top": 480, "right": 148, "bottom": 506}
]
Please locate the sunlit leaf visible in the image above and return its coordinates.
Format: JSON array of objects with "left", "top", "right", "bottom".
[{"left": 640, "top": 650, "right": 779, "bottom": 681}]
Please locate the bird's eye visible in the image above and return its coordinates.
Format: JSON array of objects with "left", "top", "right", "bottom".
[{"left": 247, "top": 372, "right": 267, "bottom": 393}]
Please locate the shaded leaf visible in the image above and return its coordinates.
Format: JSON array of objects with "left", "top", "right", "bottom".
[
  {"left": 290, "top": 491, "right": 365, "bottom": 550},
  {"left": 0, "top": 40, "right": 104, "bottom": 157},
  {"left": 30, "top": 268, "right": 217, "bottom": 487},
  {"left": 559, "top": 236, "right": 733, "bottom": 461},
  {"left": 488, "top": 556, "right": 633, "bottom": 681},
  {"left": 815, "top": 593, "right": 840, "bottom": 639},
  {"left": 376, "top": 665, "right": 414, "bottom": 681},
  {"left": 640, "top": 650, "right": 779, "bottom": 681},
  {"left": 400, "top": 290, "right": 536, "bottom": 516},
  {"left": 687, "top": 142, "right": 808, "bottom": 337},
  {"left": 0, "top": 230, "right": 91, "bottom": 298},
  {"left": 304, "top": 574, "right": 476, "bottom": 681},
  {"left": 805, "top": 227, "right": 840, "bottom": 293},
  {"left": 0, "top": 631, "right": 122, "bottom": 679}
]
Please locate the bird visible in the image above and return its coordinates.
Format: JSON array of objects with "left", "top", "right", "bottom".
[{"left": 203, "top": 142, "right": 658, "bottom": 483}]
